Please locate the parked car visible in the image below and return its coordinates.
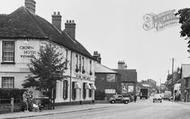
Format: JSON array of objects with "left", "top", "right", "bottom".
[
  {"left": 109, "top": 94, "right": 130, "bottom": 104},
  {"left": 153, "top": 94, "right": 162, "bottom": 103},
  {"left": 33, "top": 97, "right": 52, "bottom": 110}
]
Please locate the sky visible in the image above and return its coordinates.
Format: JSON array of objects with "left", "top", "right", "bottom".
[{"left": 1, "top": 0, "right": 190, "bottom": 85}]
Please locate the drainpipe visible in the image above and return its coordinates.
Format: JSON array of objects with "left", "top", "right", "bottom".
[{"left": 69, "top": 51, "right": 73, "bottom": 102}]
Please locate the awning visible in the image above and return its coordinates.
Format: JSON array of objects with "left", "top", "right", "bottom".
[
  {"left": 74, "top": 82, "right": 81, "bottom": 89},
  {"left": 91, "top": 84, "right": 96, "bottom": 90},
  {"left": 85, "top": 83, "right": 91, "bottom": 89}
]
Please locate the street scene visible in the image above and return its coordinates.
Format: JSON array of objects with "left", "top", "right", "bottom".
[
  {"left": 1, "top": 0, "right": 190, "bottom": 119},
  {"left": 2, "top": 98, "right": 190, "bottom": 119}
]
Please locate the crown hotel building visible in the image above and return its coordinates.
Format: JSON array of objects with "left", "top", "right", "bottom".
[{"left": 0, "top": 0, "right": 96, "bottom": 104}]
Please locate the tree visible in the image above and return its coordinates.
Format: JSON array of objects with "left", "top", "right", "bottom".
[
  {"left": 22, "top": 43, "right": 67, "bottom": 108},
  {"left": 176, "top": 8, "right": 190, "bottom": 52}
]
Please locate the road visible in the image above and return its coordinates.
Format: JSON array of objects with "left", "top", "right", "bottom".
[{"left": 21, "top": 98, "right": 190, "bottom": 119}]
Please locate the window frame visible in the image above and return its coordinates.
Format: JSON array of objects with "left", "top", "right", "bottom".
[
  {"left": 63, "top": 80, "right": 68, "bottom": 100},
  {"left": 89, "top": 84, "right": 92, "bottom": 98},
  {"left": 72, "top": 82, "right": 76, "bottom": 100},
  {"left": 1, "top": 77, "right": 14, "bottom": 88},
  {"left": 2, "top": 41, "right": 15, "bottom": 64},
  {"left": 83, "top": 83, "right": 86, "bottom": 99}
]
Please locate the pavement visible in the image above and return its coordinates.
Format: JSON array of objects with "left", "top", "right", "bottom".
[{"left": 0, "top": 103, "right": 111, "bottom": 119}]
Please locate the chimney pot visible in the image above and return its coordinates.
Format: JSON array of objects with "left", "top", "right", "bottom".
[
  {"left": 93, "top": 51, "right": 101, "bottom": 63},
  {"left": 64, "top": 20, "right": 76, "bottom": 39},
  {"left": 25, "top": 0, "right": 36, "bottom": 14},
  {"left": 52, "top": 12, "right": 62, "bottom": 30},
  {"left": 118, "top": 61, "right": 127, "bottom": 69}
]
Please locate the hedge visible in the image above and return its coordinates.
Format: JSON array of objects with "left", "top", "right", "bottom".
[{"left": 0, "top": 88, "right": 26, "bottom": 104}]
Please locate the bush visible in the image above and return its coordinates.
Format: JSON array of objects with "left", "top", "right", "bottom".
[{"left": 0, "top": 88, "right": 26, "bottom": 104}]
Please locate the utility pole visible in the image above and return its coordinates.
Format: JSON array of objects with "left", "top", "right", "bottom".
[
  {"left": 160, "top": 78, "right": 161, "bottom": 93},
  {"left": 171, "top": 58, "right": 174, "bottom": 100}
]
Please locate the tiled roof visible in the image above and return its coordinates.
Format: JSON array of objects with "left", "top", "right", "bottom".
[
  {"left": 0, "top": 7, "right": 93, "bottom": 59},
  {"left": 95, "top": 62, "right": 117, "bottom": 74},
  {"left": 114, "top": 69, "right": 137, "bottom": 82}
]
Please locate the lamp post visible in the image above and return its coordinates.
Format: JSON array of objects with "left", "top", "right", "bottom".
[{"left": 51, "top": 71, "right": 62, "bottom": 110}]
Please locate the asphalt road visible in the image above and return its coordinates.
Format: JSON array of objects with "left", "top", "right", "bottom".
[{"left": 21, "top": 98, "right": 190, "bottom": 119}]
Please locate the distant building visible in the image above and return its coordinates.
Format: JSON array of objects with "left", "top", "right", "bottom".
[
  {"left": 94, "top": 60, "right": 118, "bottom": 100},
  {"left": 181, "top": 64, "right": 190, "bottom": 102},
  {"left": 114, "top": 61, "right": 137, "bottom": 95}
]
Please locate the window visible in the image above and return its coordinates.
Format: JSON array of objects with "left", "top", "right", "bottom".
[
  {"left": 89, "top": 84, "right": 92, "bottom": 98},
  {"left": 83, "top": 83, "right": 86, "bottom": 99},
  {"left": 82, "top": 57, "right": 85, "bottom": 74},
  {"left": 65, "top": 49, "right": 68, "bottom": 69},
  {"left": 75, "top": 55, "right": 79, "bottom": 72},
  {"left": 90, "top": 60, "right": 92, "bottom": 75},
  {"left": 2, "top": 41, "right": 15, "bottom": 63},
  {"left": 79, "top": 56, "right": 81, "bottom": 72},
  {"left": 2, "top": 77, "right": 14, "bottom": 88},
  {"left": 72, "top": 82, "right": 76, "bottom": 100},
  {"left": 63, "top": 80, "right": 68, "bottom": 100}
]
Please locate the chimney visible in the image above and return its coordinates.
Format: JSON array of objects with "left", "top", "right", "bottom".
[
  {"left": 118, "top": 61, "right": 127, "bottom": 69},
  {"left": 64, "top": 20, "right": 76, "bottom": 39},
  {"left": 52, "top": 12, "right": 62, "bottom": 30},
  {"left": 25, "top": 0, "right": 36, "bottom": 14},
  {"left": 93, "top": 51, "right": 101, "bottom": 64}
]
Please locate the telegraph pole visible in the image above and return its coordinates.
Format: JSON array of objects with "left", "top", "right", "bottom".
[{"left": 171, "top": 58, "right": 174, "bottom": 100}]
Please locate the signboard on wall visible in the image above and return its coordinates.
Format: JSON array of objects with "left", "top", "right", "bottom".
[
  {"left": 121, "top": 83, "right": 128, "bottom": 93},
  {"left": 106, "top": 74, "right": 116, "bottom": 82},
  {"left": 128, "top": 86, "right": 134, "bottom": 92},
  {"left": 105, "top": 89, "right": 116, "bottom": 94},
  {"left": 17, "top": 40, "right": 40, "bottom": 63}
]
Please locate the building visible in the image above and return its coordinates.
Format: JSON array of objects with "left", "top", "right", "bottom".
[
  {"left": 181, "top": 64, "right": 190, "bottom": 102},
  {"left": 165, "top": 67, "right": 182, "bottom": 100},
  {"left": 94, "top": 53, "right": 118, "bottom": 100},
  {"left": 0, "top": 0, "right": 96, "bottom": 104},
  {"left": 114, "top": 61, "right": 137, "bottom": 95}
]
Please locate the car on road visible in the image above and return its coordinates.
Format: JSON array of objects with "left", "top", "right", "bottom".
[
  {"left": 153, "top": 94, "right": 162, "bottom": 103},
  {"left": 109, "top": 94, "right": 130, "bottom": 104}
]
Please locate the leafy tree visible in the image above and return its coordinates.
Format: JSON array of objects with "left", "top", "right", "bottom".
[
  {"left": 176, "top": 8, "right": 190, "bottom": 38},
  {"left": 22, "top": 43, "right": 67, "bottom": 105}
]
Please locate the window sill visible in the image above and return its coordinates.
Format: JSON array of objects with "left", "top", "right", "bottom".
[{"left": 1, "top": 62, "right": 15, "bottom": 64}]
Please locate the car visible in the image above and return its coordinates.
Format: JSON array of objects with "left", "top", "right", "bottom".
[
  {"left": 33, "top": 97, "right": 52, "bottom": 110},
  {"left": 153, "top": 94, "right": 162, "bottom": 103},
  {"left": 109, "top": 94, "right": 130, "bottom": 104}
]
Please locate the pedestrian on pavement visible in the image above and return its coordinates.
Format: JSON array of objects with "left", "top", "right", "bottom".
[{"left": 134, "top": 95, "right": 137, "bottom": 103}]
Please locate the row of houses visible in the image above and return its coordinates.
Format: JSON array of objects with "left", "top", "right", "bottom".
[
  {"left": 0, "top": 0, "right": 137, "bottom": 104},
  {"left": 165, "top": 64, "right": 190, "bottom": 102}
]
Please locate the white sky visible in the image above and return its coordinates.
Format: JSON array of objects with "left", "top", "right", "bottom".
[{"left": 1, "top": 0, "right": 190, "bottom": 85}]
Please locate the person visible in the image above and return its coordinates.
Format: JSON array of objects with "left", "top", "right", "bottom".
[
  {"left": 32, "top": 99, "right": 40, "bottom": 112},
  {"left": 32, "top": 103, "right": 40, "bottom": 112},
  {"left": 134, "top": 95, "right": 137, "bottom": 102}
]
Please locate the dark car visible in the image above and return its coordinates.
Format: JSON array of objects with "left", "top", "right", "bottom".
[
  {"left": 109, "top": 94, "right": 130, "bottom": 104},
  {"left": 34, "top": 97, "right": 52, "bottom": 110}
]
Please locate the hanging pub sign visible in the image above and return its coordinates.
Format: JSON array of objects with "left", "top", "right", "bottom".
[{"left": 143, "top": 9, "right": 179, "bottom": 31}]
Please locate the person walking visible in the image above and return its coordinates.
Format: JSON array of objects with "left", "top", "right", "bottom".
[{"left": 134, "top": 95, "right": 137, "bottom": 103}]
